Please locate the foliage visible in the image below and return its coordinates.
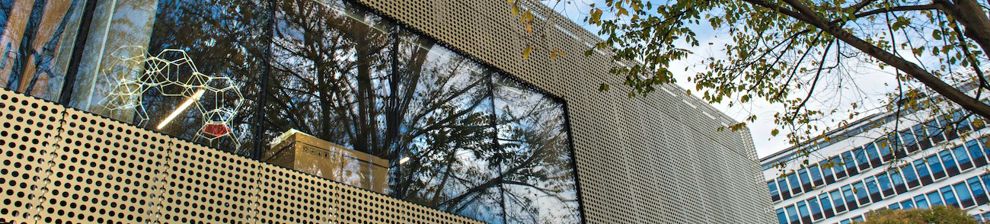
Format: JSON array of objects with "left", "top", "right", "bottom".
[
  {"left": 857, "top": 206, "right": 977, "bottom": 224},
  {"left": 508, "top": 0, "right": 990, "bottom": 167}
]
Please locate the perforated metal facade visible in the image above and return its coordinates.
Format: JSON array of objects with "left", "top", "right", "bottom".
[
  {"left": 0, "top": 0, "right": 772, "bottom": 223},
  {"left": 0, "top": 88, "right": 480, "bottom": 224},
  {"left": 352, "top": 1, "right": 773, "bottom": 223}
]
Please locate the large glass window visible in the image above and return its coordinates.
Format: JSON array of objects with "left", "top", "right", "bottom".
[
  {"left": 35, "top": 0, "right": 584, "bottom": 222},
  {"left": 852, "top": 147, "right": 869, "bottom": 170},
  {"left": 822, "top": 157, "right": 836, "bottom": 183},
  {"left": 0, "top": 0, "right": 88, "bottom": 101},
  {"left": 913, "top": 124, "right": 932, "bottom": 150}
]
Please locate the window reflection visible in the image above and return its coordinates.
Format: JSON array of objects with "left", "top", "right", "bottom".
[
  {"left": 493, "top": 75, "right": 581, "bottom": 223},
  {"left": 42, "top": 0, "right": 582, "bottom": 222},
  {"left": 70, "top": 0, "right": 267, "bottom": 154},
  {"left": 0, "top": 0, "right": 87, "bottom": 100}
]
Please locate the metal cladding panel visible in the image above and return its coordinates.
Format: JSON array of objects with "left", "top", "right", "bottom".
[
  {"left": 161, "top": 140, "right": 260, "bottom": 223},
  {"left": 0, "top": 88, "right": 482, "bottom": 224},
  {"left": 352, "top": 0, "right": 773, "bottom": 222},
  {"left": 36, "top": 108, "right": 169, "bottom": 223},
  {"left": 0, "top": 91, "right": 62, "bottom": 224}
]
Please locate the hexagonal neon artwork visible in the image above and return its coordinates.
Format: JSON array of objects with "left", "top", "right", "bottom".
[{"left": 101, "top": 46, "right": 244, "bottom": 147}]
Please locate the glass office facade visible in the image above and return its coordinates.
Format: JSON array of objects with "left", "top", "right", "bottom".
[
  {"left": 0, "top": 0, "right": 583, "bottom": 223},
  {"left": 766, "top": 109, "right": 990, "bottom": 224}
]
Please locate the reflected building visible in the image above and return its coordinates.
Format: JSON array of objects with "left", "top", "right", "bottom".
[
  {"left": 0, "top": 0, "right": 770, "bottom": 223},
  {"left": 762, "top": 84, "right": 990, "bottom": 224}
]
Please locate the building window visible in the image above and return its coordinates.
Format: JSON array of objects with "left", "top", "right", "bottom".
[
  {"left": 954, "top": 182, "right": 975, "bottom": 208},
  {"left": 768, "top": 181, "right": 781, "bottom": 202},
  {"left": 928, "top": 190, "right": 944, "bottom": 207},
  {"left": 969, "top": 177, "right": 989, "bottom": 205},
  {"left": 967, "top": 140, "right": 988, "bottom": 167},
  {"left": 776, "top": 208, "right": 787, "bottom": 224},
  {"left": 953, "top": 144, "right": 974, "bottom": 170},
  {"left": 914, "top": 194, "right": 929, "bottom": 209},
  {"left": 927, "top": 154, "right": 947, "bottom": 179},
  {"left": 28, "top": 0, "right": 584, "bottom": 222}
]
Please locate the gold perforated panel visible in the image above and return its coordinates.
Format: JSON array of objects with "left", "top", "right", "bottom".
[
  {"left": 254, "top": 163, "right": 335, "bottom": 223},
  {"left": 159, "top": 139, "right": 259, "bottom": 223},
  {"left": 0, "top": 91, "right": 61, "bottom": 224},
  {"left": 0, "top": 88, "right": 481, "bottom": 224},
  {"left": 36, "top": 108, "right": 169, "bottom": 223}
]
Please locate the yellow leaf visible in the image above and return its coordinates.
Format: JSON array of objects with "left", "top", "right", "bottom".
[
  {"left": 590, "top": 8, "right": 603, "bottom": 25},
  {"left": 522, "top": 45, "right": 533, "bottom": 60}
]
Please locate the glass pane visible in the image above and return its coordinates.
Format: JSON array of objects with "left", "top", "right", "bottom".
[
  {"left": 819, "top": 193, "right": 832, "bottom": 211},
  {"left": 809, "top": 165, "right": 823, "bottom": 182},
  {"left": 776, "top": 208, "right": 787, "bottom": 224},
  {"left": 0, "top": 0, "right": 87, "bottom": 100},
  {"left": 70, "top": 0, "right": 268, "bottom": 153},
  {"left": 941, "top": 186, "right": 957, "bottom": 206},
  {"left": 493, "top": 75, "right": 581, "bottom": 223},
  {"left": 913, "top": 160, "right": 930, "bottom": 179},
  {"left": 914, "top": 194, "right": 929, "bottom": 208},
  {"left": 955, "top": 183, "right": 972, "bottom": 206},
  {"left": 954, "top": 145, "right": 972, "bottom": 165}
]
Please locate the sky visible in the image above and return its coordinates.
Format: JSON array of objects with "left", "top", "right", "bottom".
[{"left": 542, "top": 0, "right": 906, "bottom": 158}]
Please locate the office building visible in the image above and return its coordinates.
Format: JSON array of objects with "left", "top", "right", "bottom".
[
  {"left": 762, "top": 87, "right": 990, "bottom": 224},
  {"left": 0, "top": 0, "right": 771, "bottom": 223}
]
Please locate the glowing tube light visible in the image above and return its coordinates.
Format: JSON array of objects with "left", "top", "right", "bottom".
[{"left": 156, "top": 89, "right": 205, "bottom": 130}]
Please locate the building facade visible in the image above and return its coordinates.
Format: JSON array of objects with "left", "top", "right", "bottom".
[
  {"left": 762, "top": 93, "right": 990, "bottom": 224},
  {"left": 0, "top": 0, "right": 771, "bottom": 223}
]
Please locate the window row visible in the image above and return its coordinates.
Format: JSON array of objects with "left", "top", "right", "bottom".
[
  {"left": 769, "top": 112, "right": 985, "bottom": 202},
  {"left": 776, "top": 174, "right": 990, "bottom": 224},
  {"left": 886, "top": 175, "right": 990, "bottom": 211},
  {"left": 0, "top": 0, "right": 582, "bottom": 223}
]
